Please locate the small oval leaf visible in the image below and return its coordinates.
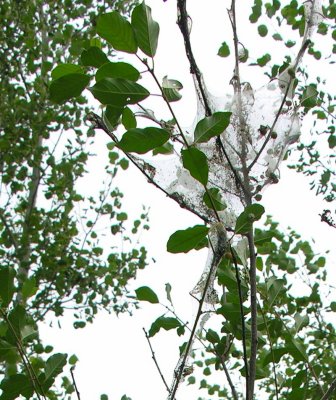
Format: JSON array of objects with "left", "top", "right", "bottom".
[
  {"left": 181, "top": 147, "right": 209, "bottom": 185},
  {"left": 218, "top": 42, "right": 230, "bottom": 57},
  {"left": 203, "top": 188, "right": 227, "bottom": 211},
  {"left": 81, "top": 46, "right": 109, "bottom": 68},
  {"left": 0, "top": 266, "right": 15, "bottom": 307},
  {"left": 235, "top": 204, "right": 265, "bottom": 234},
  {"left": 51, "top": 64, "right": 83, "bottom": 80},
  {"left": 167, "top": 225, "right": 209, "bottom": 254},
  {"left": 118, "top": 127, "right": 169, "bottom": 154},
  {"left": 97, "top": 12, "right": 137, "bottom": 53},
  {"left": 194, "top": 112, "right": 231, "bottom": 144},
  {"left": 162, "top": 76, "right": 183, "bottom": 102},
  {"left": 148, "top": 316, "right": 181, "bottom": 337},
  {"left": 135, "top": 286, "right": 159, "bottom": 304},
  {"left": 96, "top": 62, "right": 140, "bottom": 82},
  {"left": 90, "top": 78, "right": 149, "bottom": 107},
  {"left": 49, "top": 73, "right": 90, "bottom": 104},
  {"left": 131, "top": 2, "right": 160, "bottom": 57}
]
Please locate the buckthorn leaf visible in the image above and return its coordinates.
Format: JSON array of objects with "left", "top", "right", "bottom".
[{"left": 167, "top": 225, "right": 209, "bottom": 253}]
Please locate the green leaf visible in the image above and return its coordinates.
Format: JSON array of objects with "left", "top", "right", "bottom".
[
  {"left": 21, "top": 277, "right": 37, "bottom": 301},
  {"left": 0, "top": 374, "right": 33, "bottom": 399},
  {"left": 258, "top": 24, "right": 268, "bottom": 37},
  {"left": 148, "top": 316, "right": 181, "bottom": 337},
  {"left": 131, "top": 2, "right": 159, "bottom": 57},
  {"left": 181, "top": 147, "right": 209, "bottom": 185},
  {"left": 96, "top": 12, "right": 137, "bottom": 54},
  {"left": 249, "top": 0, "right": 262, "bottom": 23},
  {"left": 257, "top": 53, "right": 271, "bottom": 66},
  {"left": 0, "top": 267, "right": 15, "bottom": 307},
  {"left": 206, "top": 329, "right": 220, "bottom": 344},
  {"left": 5, "top": 305, "right": 26, "bottom": 343},
  {"left": 69, "top": 354, "right": 79, "bottom": 365},
  {"left": 194, "top": 112, "right": 231, "bottom": 144},
  {"left": 0, "top": 339, "right": 16, "bottom": 360},
  {"left": 104, "top": 105, "right": 124, "bottom": 129},
  {"left": 262, "top": 347, "right": 289, "bottom": 367},
  {"left": 90, "top": 78, "right": 149, "bottom": 106},
  {"left": 118, "top": 127, "right": 169, "bottom": 154},
  {"left": 288, "top": 338, "right": 308, "bottom": 362},
  {"left": 165, "top": 283, "right": 173, "bottom": 306},
  {"left": 167, "top": 225, "right": 209, "bottom": 254},
  {"left": 44, "top": 353, "right": 67, "bottom": 381},
  {"left": 301, "top": 85, "right": 318, "bottom": 109},
  {"left": 117, "top": 212, "right": 127, "bottom": 221},
  {"left": 162, "top": 76, "right": 183, "bottom": 102},
  {"left": 294, "top": 313, "right": 309, "bottom": 333},
  {"left": 96, "top": 62, "right": 140, "bottom": 82},
  {"left": 152, "top": 142, "right": 174, "bottom": 155},
  {"left": 203, "top": 188, "right": 227, "bottom": 211},
  {"left": 81, "top": 46, "right": 109, "bottom": 68},
  {"left": 217, "top": 42, "right": 230, "bottom": 57},
  {"left": 135, "top": 286, "right": 159, "bottom": 304},
  {"left": 49, "top": 73, "right": 90, "bottom": 104},
  {"left": 122, "top": 107, "right": 137, "bottom": 129},
  {"left": 51, "top": 64, "right": 83, "bottom": 80},
  {"left": 235, "top": 204, "right": 265, "bottom": 234},
  {"left": 268, "top": 278, "right": 285, "bottom": 307},
  {"left": 217, "top": 303, "right": 248, "bottom": 324},
  {"left": 328, "top": 135, "right": 336, "bottom": 149},
  {"left": 272, "top": 33, "right": 283, "bottom": 41}
]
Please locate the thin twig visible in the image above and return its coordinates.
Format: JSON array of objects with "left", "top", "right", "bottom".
[
  {"left": 247, "top": 230, "right": 258, "bottom": 400},
  {"left": 163, "top": 304, "right": 238, "bottom": 400},
  {"left": 175, "top": 0, "right": 247, "bottom": 198},
  {"left": 176, "top": 0, "right": 212, "bottom": 117},
  {"left": 143, "top": 328, "right": 171, "bottom": 394},
  {"left": 258, "top": 304, "right": 280, "bottom": 399},
  {"left": 0, "top": 310, "right": 46, "bottom": 399},
  {"left": 321, "top": 377, "right": 336, "bottom": 400},
  {"left": 169, "top": 237, "right": 224, "bottom": 399},
  {"left": 70, "top": 367, "right": 81, "bottom": 400},
  {"left": 220, "top": 358, "right": 239, "bottom": 400},
  {"left": 248, "top": 39, "right": 311, "bottom": 173},
  {"left": 87, "top": 113, "right": 210, "bottom": 224},
  {"left": 140, "top": 59, "right": 222, "bottom": 223},
  {"left": 230, "top": 246, "right": 249, "bottom": 388}
]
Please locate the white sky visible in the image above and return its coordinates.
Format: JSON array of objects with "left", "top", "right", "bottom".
[{"left": 40, "top": 1, "right": 336, "bottom": 399}]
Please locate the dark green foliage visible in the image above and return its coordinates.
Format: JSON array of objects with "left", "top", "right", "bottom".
[{"left": 0, "top": 0, "right": 146, "bottom": 398}]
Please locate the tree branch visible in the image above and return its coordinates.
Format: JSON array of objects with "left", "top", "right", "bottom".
[
  {"left": 70, "top": 366, "right": 81, "bottom": 400},
  {"left": 247, "top": 230, "right": 257, "bottom": 400},
  {"left": 143, "top": 328, "right": 171, "bottom": 394},
  {"left": 176, "top": 0, "right": 212, "bottom": 117},
  {"left": 321, "top": 377, "right": 336, "bottom": 400},
  {"left": 87, "top": 113, "right": 210, "bottom": 223},
  {"left": 230, "top": 246, "right": 249, "bottom": 391},
  {"left": 169, "top": 236, "right": 225, "bottom": 399}
]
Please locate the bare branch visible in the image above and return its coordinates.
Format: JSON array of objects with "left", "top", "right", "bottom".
[
  {"left": 143, "top": 328, "right": 171, "bottom": 394},
  {"left": 169, "top": 236, "right": 225, "bottom": 399},
  {"left": 70, "top": 367, "right": 81, "bottom": 400}
]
